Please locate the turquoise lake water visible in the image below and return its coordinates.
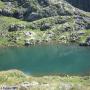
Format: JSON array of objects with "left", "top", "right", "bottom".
[{"left": 0, "top": 44, "right": 90, "bottom": 75}]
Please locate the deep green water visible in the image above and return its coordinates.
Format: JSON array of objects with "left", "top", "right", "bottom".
[{"left": 0, "top": 44, "right": 90, "bottom": 75}]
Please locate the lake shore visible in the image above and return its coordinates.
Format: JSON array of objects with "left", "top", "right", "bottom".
[
  {"left": 0, "top": 43, "right": 90, "bottom": 90},
  {"left": 0, "top": 39, "right": 80, "bottom": 48},
  {"left": 0, "top": 70, "right": 90, "bottom": 90}
]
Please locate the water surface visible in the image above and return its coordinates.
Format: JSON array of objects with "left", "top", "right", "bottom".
[{"left": 0, "top": 44, "right": 90, "bottom": 75}]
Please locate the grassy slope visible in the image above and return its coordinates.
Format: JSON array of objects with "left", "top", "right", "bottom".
[
  {"left": 0, "top": 0, "right": 90, "bottom": 46},
  {"left": 0, "top": 1, "right": 6, "bottom": 9},
  {"left": 0, "top": 70, "right": 90, "bottom": 90},
  {"left": 0, "top": 15, "right": 89, "bottom": 46},
  {"left": 0, "top": 16, "right": 27, "bottom": 46}
]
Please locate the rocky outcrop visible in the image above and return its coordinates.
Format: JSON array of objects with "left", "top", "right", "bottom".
[
  {"left": 24, "top": 0, "right": 81, "bottom": 21},
  {"left": 24, "top": 39, "right": 32, "bottom": 46},
  {"left": 0, "top": 0, "right": 88, "bottom": 21},
  {"left": 40, "top": 23, "right": 51, "bottom": 31},
  {"left": 26, "top": 12, "right": 41, "bottom": 21},
  {"left": 8, "top": 24, "right": 25, "bottom": 31},
  {"left": 0, "top": 8, "right": 13, "bottom": 16},
  {"left": 79, "top": 37, "right": 90, "bottom": 46},
  {"left": 86, "top": 37, "right": 90, "bottom": 45}
]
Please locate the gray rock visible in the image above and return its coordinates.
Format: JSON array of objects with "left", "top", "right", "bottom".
[
  {"left": 40, "top": 23, "right": 51, "bottom": 30},
  {"left": 24, "top": 39, "right": 32, "bottom": 46},
  {"left": 69, "top": 33, "right": 79, "bottom": 42},
  {"left": 79, "top": 36, "right": 90, "bottom": 46},
  {"left": 13, "top": 9, "right": 25, "bottom": 19},
  {"left": 26, "top": 12, "right": 41, "bottom": 21},
  {"left": 24, "top": 31, "right": 32, "bottom": 37},
  {"left": 0, "top": 8, "right": 13, "bottom": 16},
  {"left": 38, "top": 0, "right": 49, "bottom": 6},
  {"left": 8, "top": 24, "right": 25, "bottom": 31},
  {"left": 0, "top": 9, "right": 2, "bottom": 14},
  {"left": 86, "top": 36, "right": 90, "bottom": 45}
]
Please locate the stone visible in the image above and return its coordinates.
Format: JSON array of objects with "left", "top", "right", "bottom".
[
  {"left": 24, "top": 32, "right": 32, "bottom": 37},
  {"left": 77, "top": 31, "right": 85, "bottom": 35},
  {"left": 24, "top": 39, "right": 32, "bottom": 46},
  {"left": 0, "top": 85, "right": 18, "bottom": 90},
  {"left": 40, "top": 23, "right": 51, "bottom": 31},
  {"left": 86, "top": 37, "right": 90, "bottom": 46},
  {"left": 13, "top": 10, "right": 24, "bottom": 19},
  {"left": 27, "top": 12, "right": 41, "bottom": 21},
  {"left": 0, "top": 9, "right": 2, "bottom": 14},
  {"left": 79, "top": 37, "right": 90, "bottom": 46},
  {"left": 29, "top": 81, "right": 39, "bottom": 86},
  {"left": 59, "top": 83, "right": 73, "bottom": 90},
  {"left": 0, "top": 8, "right": 13, "bottom": 16},
  {"left": 20, "top": 82, "right": 31, "bottom": 88},
  {"left": 8, "top": 24, "right": 25, "bottom": 31},
  {"left": 69, "top": 33, "right": 79, "bottom": 42},
  {"left": 38, "top": 0, "right": 49, "bottom": 6}
]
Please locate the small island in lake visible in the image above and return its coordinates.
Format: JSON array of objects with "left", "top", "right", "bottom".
[{"left": 0, "top": 0, "right": 90, "bottom": 90}]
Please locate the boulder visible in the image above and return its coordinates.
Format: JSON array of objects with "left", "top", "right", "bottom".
[
  {"left": 0, "top": 8, "right": 13, "bottom": 16},
  {"left": 69, "top": 33, "right": 79, "bottom": 42},
  {"left": 86, "top": 37, "right": 90, "bottom": 46},
  {"left": 8, "top": 24, "right": 25, "bottom": 31},
  {"left": 79, "top": 37, "right": 90, "bottom": 46},
  {"left": 13, "top": 9, "right": 25, "bottom": 19},
  {"left": 0, "top": 9, "right": 2, "bottom": 14},
  {"left": 40, "top": 23, "right": 51, "bottom": 31},
  {"left": 24, "top": 32, "right": 32, "bottom": 37},
  {"left": 24, "top": 39, "right": 32, "bottom": 46},
  {"left": 26, "top": 12, "right": 41, "bottom": 21},
  {"left": 38, "top": 0, "right": 49, "bottom": 6}
]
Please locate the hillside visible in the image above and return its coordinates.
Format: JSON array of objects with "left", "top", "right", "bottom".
[{"left": 0, "top": 0, "right": 90, "bottom": 46}]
